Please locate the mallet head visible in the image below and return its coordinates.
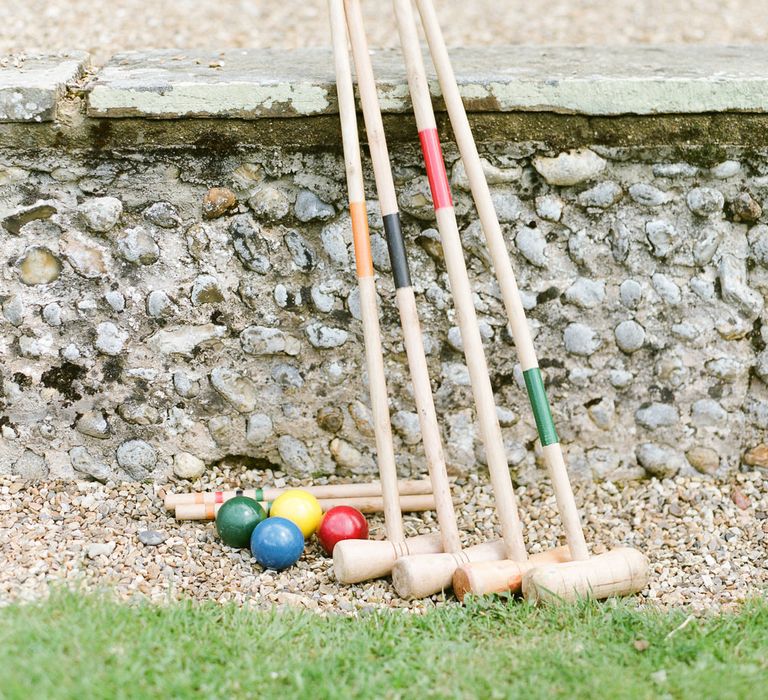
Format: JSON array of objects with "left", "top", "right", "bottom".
[
  {"left": 522, "top": 547, "right": 650, "bottom": 603},
  {"left": 452, "top": 545, "right": 572, "bottom": 602},
  {"left": 391, "top": 539, "right": 508, "bottom": 600},
  {"left": 332, "top": 533, "right": 443, "bottom": 584}
]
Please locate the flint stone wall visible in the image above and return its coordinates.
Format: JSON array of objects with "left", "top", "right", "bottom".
[{"left": 1, "top": 47, "right": 768, "bottom": 484}]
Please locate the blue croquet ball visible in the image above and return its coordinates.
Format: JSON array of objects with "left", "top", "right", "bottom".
[{"left": 250, "top": 517, "right": 305, "bottom": 571}]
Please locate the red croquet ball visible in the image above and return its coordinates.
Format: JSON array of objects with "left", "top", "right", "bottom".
[{"left": 316, "top": 506, "right": 369, "bottom": 555}]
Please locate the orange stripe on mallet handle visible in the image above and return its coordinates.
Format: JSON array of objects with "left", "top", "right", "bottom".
[
  {"left": 174, "top": 494, "right": 438, "bottom": 521},
  {"left": 164, "top": 479, "right": 434, "bottom": 510}
]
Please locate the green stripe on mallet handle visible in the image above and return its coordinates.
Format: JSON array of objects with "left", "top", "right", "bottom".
[{"left": 416, "top": 0, "right": 649, "bottom": 602}]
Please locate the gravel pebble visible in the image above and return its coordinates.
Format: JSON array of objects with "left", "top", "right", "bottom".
[
  {"left": 18, "top": 247, "right": 61, "bottom": 285},
  {"left": 138, "top": 530, "right": 169, "bottom": 546},
  {"left": 615, "top": 320, "right": 646, "bottom": 353},
  {"left": 1, "top": 470, "right": 765, "bottom": 613},
  {"left": 687, "top": 187, "right": 725, "bottom": 216},
  {"left": 202, "top": 188, "right": 237, "bottom": 220},
  {"left": 532, "top": 149, "right": 606, "bottom": 186},
  {"left": 295, "top": 190, "right": 335, "bottom": 222}
]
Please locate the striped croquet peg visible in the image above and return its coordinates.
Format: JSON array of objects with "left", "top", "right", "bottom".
[
  {"left": 175, "top": 493, "right": 439, "bottom": 521},
  {"left": 164, "top": 479, "right": 434, "bottom": 510}
]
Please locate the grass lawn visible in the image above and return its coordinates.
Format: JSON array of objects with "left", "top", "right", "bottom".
[{"left": 0, "top": 592, "right": 766, "bottom": 699}]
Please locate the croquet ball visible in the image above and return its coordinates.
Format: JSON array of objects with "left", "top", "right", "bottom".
[
  {"left": 316, "top": 506, "right": 369, "bottom": 555},
  {"left": 250, "top": 517, "right": 305, "bottom": 570},
  {"left": 269, "top": 489, "right": 323, "bottom": 538},
  {"left": 215, "top": 496, "right": 267, "bottom": 549}
]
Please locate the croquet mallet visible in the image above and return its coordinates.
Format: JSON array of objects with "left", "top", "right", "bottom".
[
  {"left": 327, "top": 0, "right": 444, "bottom": 583},
  {"left": 332, "top": 0, "right": 464, "bottom": 582},
  {"left": 414, "top": 0, "right": 649, "bottom": 602}
]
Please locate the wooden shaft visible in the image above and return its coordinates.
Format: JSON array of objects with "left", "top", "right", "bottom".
[
  {"left": 391, "top": 539, "right": 508, "bottom": 599},
  {"left": 414, "top": 0, "right": 590, "bottom": 562},
  {"left": 175, "top": 494, "right": 437, "bottom": 521},
  {"left": 452, "top": 546, "right": 572, "bottom": 602},
  {"left": 392, "top": 0, "right": 526, "bottom": 562},
  {"left": 342, "top": 0, "right": 461, "bottom": 556},
  {"left": 542, "top": 445, "right": 589, "bottom": 560},
  {"left": 359, "top": 272, "right": 405, "bottom": 542},
  {"left": 343, "top": 0, "right": 398, "bottom": 217},
  {"left": 330, "top": 0, "right": 404, "bottom": 545},
  {"left": 414, "top": 0, "right": 538, "bottom": 370},
  {"left": 522, "top": 547, "right": 650, "bottom": 603},
  {"left": 395, "top": 288, "right": 461, "bottom": 553},
  {"left": 164, "top": 479, "right": 434, "bottom": 510},
  {"left": 333, "top": 532, "right": 443, "bottom": 583}
]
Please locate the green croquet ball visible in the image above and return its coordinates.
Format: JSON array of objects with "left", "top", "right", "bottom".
[{"left": 215, "top": 496, "right": 267, "bottom": 548}]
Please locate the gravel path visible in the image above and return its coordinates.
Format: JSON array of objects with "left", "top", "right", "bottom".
[
  {"left": 1, "top": 469, "right": 765, "bottom": 613},
  {"left": 4, "top": 0, "right": 768, "bottom": 64}
]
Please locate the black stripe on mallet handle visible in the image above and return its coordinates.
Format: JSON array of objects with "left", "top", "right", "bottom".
[
  {"left": 164, "top": 479, "right": 434, "bottom": 510},
  {"left": 415, "top": 0, "right": 649, "bottom": 602},
  {"left": 332, "top": 0, "right": 463, "bottom": 585},
  {"left": 387, "top": 0, "right": 532, "bottom": 599},
  {"left": 328, "top": 0, "right": 442, "bottom": 583}
]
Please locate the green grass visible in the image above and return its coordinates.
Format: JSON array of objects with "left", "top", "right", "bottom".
[{"left": 0, "top": 592, "right": 766, "bottom": 700}]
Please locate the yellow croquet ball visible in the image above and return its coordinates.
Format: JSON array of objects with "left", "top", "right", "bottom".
[{"left": 269, "top": 490, "right": 323, "bottom": 538}]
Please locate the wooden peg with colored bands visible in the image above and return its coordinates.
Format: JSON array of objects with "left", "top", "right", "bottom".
[
  {"left": 164, "top": 478, "right": 434, "bottom": 510},
  {"left": 174, "top": 493, "right": 439, "bottom": 521}
]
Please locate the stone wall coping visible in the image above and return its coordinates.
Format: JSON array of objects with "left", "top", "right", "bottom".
[
  {"left": 3, "top": 46, "right": 768, "bottom": 124},
  {"left": 86, "top": 46, "right": 768, "bottom": 119},
  {"left": 0, "top": 51, "right": 89, "bottom": 123}
]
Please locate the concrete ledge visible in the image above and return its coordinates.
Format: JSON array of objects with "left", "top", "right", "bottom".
[
  {"left": 0, "top": 52, "right": 89, "bottom": 122},
  {"left": 85, "top": 46, "right": 768, "bottom": 120},
  {"left": 3, "top": 47, "right": 768, "bottom": 150}
]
